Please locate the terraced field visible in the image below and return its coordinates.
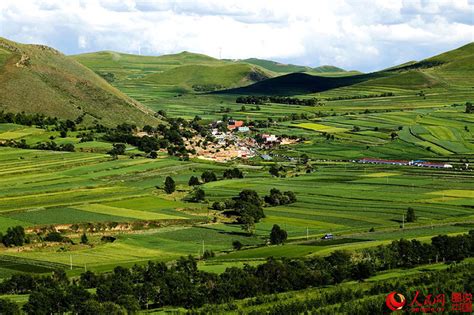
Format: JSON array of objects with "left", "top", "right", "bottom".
[{"left": 0, "top": 144, "right": 472, "bottom": 276}]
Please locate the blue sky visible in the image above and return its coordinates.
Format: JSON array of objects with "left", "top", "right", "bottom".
[{"left": 0, "top": 0, "right": 472, "bottom": 72}]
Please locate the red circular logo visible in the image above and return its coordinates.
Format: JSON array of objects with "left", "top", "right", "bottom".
[{"left": 386, "top": 291, "right": 406, "bottom": 311}]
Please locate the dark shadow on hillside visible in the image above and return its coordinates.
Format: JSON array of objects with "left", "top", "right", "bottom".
[{"left": 212, "top": 71, "right": 393, "bottom": 96}]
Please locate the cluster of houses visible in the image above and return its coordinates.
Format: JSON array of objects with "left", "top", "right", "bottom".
[{"left": 357, "top": 158, "right": 453, "bottom": 169}]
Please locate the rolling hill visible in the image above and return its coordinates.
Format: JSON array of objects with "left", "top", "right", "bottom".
[
  {"left": 240, "top": 58, "right": 347, "bottom": 74},
  {"left": 0, "top": 37, "right": 157, "bottom": 126},
  {"left": 73, "top": 50, "right": 274, "bottom": 93},
  {"left": 219, "top": 42, "right": 474, "bottom": 95}
]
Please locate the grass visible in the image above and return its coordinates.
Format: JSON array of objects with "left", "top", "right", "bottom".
[
  {"left": 0, "top": 37, "right": 157, "bottom": 127},
  {"left": 0, "top": 42, "right": 472, "bottom": 279}
]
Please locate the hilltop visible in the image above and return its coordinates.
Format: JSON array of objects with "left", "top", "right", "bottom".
[
  {"left": 73, "top": 51, "right": 350, "bottom": 94},
  {"left": 0, "top": 38, "right": 158, "bottom": 126},
  {"left": 73, "top": 50, "right": 274, "bottom": 93},
  {"left": 241, "top": 58, "right": 347, "bottom": 74},
  {"left": 219, "top": 42, "right": 474, "bottom": 95}
]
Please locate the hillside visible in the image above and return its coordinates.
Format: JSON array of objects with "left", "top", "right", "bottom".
[
  {"left": 73, "top": 50, "right": 225, "bottom": 80},
  {"left": 241, "top": 58, "right": 346, "bottom": 74},
  {"left": 0, "top": 38, "right": 157, "bottom": 126},
  {"left": 137, "top": 63, "right": 271, "bottom": 92},
  {"left": 220, "top": 42, "right": 474, "bottom": 95},
  {"left": 74, "top": 51, "right": 274, "bottom": 93}
]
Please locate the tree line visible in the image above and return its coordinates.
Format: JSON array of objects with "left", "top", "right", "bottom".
[
  {"left": 0, "top": 231, "right": 471, "bottom": 313},
  {"left": 325, "top": 92, "right": 394, "bottom": 101},
  {"left": 236, "top": 96, "right": 318, "bottom": 106}
]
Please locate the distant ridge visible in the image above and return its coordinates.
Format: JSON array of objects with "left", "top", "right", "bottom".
[
  {"left": 217, "top": 42, "right": 474, "bottom": 95},
  {"left": 241, "top": 58, "right": 346, "bottom": 74}
]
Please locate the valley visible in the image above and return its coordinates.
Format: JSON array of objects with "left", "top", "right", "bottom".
[{"left": 0, "top": 36, "right": 472, "bottom": 314}]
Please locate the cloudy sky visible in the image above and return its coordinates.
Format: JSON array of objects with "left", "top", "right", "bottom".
[{"left": 0, "top": 0, "right": 472, "bottom": 72}]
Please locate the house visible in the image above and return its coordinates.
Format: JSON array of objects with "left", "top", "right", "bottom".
[
  {"left": 261, "top": 134, "right": 278, "bottom": 142},
  {"left": 261, "top": 154, "right": 273, "bottom": 161},
  {"left": 238, "top": 126, "right": 250, "bottom": 132},
  {"left": 229, "top": 120, "right": 244, "bottom": 127}
]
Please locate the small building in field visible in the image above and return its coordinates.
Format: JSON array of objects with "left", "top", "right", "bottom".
[{"left": 238, "top": 126, "right": 250, "bottom": 133}]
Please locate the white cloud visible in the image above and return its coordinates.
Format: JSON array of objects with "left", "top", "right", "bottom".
[{"left": 0, "top": 0, "right": 472, "bottom": 71}]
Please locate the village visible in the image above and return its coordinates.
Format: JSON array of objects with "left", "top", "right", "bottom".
[{"left": 185, "top": 119, "right": 299, "bottom": 162}]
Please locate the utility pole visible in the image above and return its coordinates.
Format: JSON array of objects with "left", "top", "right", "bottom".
[
  {"left": 69, "top": 254, "right": 73, "bottom": 270},
  {"left": 306, "top": 227, "right": 309, "bottom": 240},
  {"left": 202, "top": 240, "right": 205, "bottom": 256},
  {"left": 402, "top": 214, "right": 405, "bottom": 229}
]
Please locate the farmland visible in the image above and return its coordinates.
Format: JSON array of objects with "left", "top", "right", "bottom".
[
  {"left": 0, "top": 36, "right": 473, "bottom": 314},
  {"left": 0, "top": 142, "right": 472, "bottom": 277}
]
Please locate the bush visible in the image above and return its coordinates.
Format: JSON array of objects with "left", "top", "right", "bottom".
[
  {"left": 232, "top": 240, "right": 243, "bottom": 250},
  {"left": 44, "top": 231, "right": 65, "bottom": 242},
  {"left": 1, "top": 226, "right": 25, "bottom": 247}
]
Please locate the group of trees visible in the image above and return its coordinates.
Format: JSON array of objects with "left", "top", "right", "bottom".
[
  {"left": 325, "top": 92, "right": 394, "bottom": 101},
  {"left": 103, "top": 119, "right": 203, "bottom": 159},
  {"left": 0, "top": 226, "right": 91, "bottom": 248},
  {"left": 0, "top": 226, "right": 26, "bottom": 247},
  {"left": 189, "top": 169, "right": 244, "bottom": 186},
  {"left": 0, "top": 140, "right": 75, "bottom": 152},
  {"left": 236, "top": 96, "right": 318, "bottom": 106},
  {"left": 264, "top": 189, "right": 297, "bottom": 206},
  {"left": 2, "top": 231, "right": 471, "bottom": 313},
  {"left": 0, "top": 111, "right": 58, "bottom": 127},
  {"left": 223, "top": 168, "right": 244, "bottom": 179},
  {"left": 211, "top": 188, "right": 296, "bottom": 233}
]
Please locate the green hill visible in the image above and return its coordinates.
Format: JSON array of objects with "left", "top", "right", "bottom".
[
  {"left": 137, "top": 63, "right": 271, "bottom": 92},
  {"left": 0, "top": 37, "right": 157, "bottom": 126},
  {"left": 241, "top": 58, "right": 346, "bottom": 74},
  {"left": 241, "top": 58, "right": 312, "bottom": 73},
  {"left": 220, "top": 42, "right": 474, "bottom": 95},
  {"left": 73, "top": 50, "right": 225, "bottom": 81},
  {"left": 74, "top": 51, "right": 274, "bottom": 93}
]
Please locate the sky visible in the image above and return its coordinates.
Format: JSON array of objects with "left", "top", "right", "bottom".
[{"left": 0, "top": 0, "right": 472, "bottom": 72}]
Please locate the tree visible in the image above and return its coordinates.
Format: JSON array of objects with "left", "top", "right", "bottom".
[
  {"left": 201, "top": 171, "right": 217, "bottom": 183},
  {"left": 148, "top": 151, "right": 158, "bottom": 159},
  {"left": 108, "top": 143, "right": 126, "bottom": 156},
  {"left": 44, "top": 231, "right": 65, "bottom": 242},
  {"left": 390, "top": 132, "right": 398, "bottom": 140},
  {"left": 164, "top": 176, "right": 176, "bottom": 194},
  {"left": 81, "top": 233, "right": 88, "bottom": 245},
  {"left": 270, "top": 224, "right": 288, "bottom": 245},
  {"left": 192, "top": 188, "right": 205, "bottom": 202},
  {"left": 0, "top": 298, "right": 20, "bottom": 315},
  {"left": 406, "top": 207, "right": 416, "bottom": 222},
  {"left": 351, "top": 261, "right": 374, "bottom": 281},
  {"left": 223, "top": 168, "right": 244, "bottom": 179},
  {"left": 300, "top": 154, "right": 309, "bottom": 164},
  {"left": 269, "top": 165, "right": 280, "bottom": 177},
  {"left": 465, "top": 101, "right": 473, "bottom": 113},
  {"left": 60, "top": 130, "right": 67, "bottom": 138},
  {"left": 240, "top": 215, "right": 255, "bottom": 234},
  {"left": 188, "top": 176, "right": 200, "bottom": 186},
  {"left": 232, "top": 240, "right": 243, "bottom": 250},
  {"left": 2, "top": 226, "right": 25, "bottom": 247}
]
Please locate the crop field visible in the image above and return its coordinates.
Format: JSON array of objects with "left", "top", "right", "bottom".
[{"left": 0, "top": 142, "right": 472, "bottom": 276}]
